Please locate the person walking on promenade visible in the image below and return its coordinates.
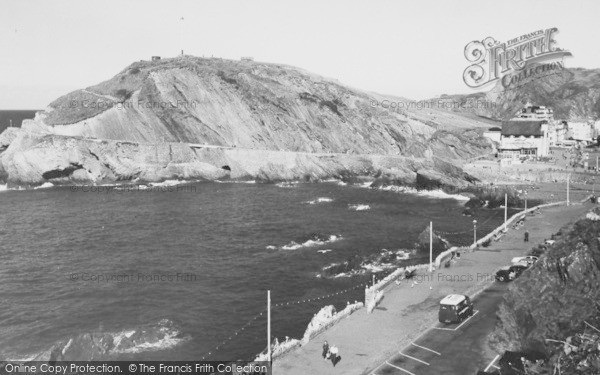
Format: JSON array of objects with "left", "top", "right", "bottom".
[
  {"left": 322, "top": 341, "right": 329, "bottom": 360},
  {"left": 524, "top": 230, "right": 529, "bottom": 242},
  {"left": 329, "top": 345, "right": 340, "bottom": 366}
]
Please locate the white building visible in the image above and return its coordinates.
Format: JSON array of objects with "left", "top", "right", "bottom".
[
  {"left": 512, "top": 102, "right": 554, "bottom": 122},
  {"left": 547, "top": 121, "right": 567, "bottom": 146},
  {"left": 483, "top": 127, "right": 501, "bottom": 143},
  {"left": 499, "top": 120, "right": 550, "bottom": 158},
  {"left": 567, "top": 121, "right": 594, "bottom": 142}
]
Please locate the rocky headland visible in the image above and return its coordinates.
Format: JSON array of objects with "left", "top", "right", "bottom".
[{"left": 0, "top": 56, "right": 495, "bottom": 188}]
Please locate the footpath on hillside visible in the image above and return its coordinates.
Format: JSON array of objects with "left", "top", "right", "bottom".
[{"left": 273, "top": 201, "right": 593, "bottom": 375}]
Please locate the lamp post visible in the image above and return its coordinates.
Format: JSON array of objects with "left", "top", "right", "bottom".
[
  {"left": 524, "top": 191, "right": 528, "bottom": 212},
  {"left": 473, "top": 219, "right": 477, "bottom": 247},
  {"left": 567, "top": 174, "right": 570, "bottom": 206}
]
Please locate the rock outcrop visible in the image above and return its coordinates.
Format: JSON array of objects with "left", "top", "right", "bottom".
[
  {"left": 0, "top": 56, "right": 494, "bottom": 186},
  {"left": 489, "top": 208, "right": 600, "bottom": 355}
]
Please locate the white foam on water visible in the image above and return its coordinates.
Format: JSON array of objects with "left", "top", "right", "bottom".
[
  {"left": 1, "top": 185, "right": 26, "bottom": 191},
  {"left": 112, "top": 330, "right": 136, "bottom": 348},
  {"left": 306, "top": 197, "right": 333, "bottom": 204},
  {"left": 215, "top": 180, "right": 257, "bottom": 184},
  {"left": 61, "top": 338, "right": 73, "bottom": 356},
  {"left": 348, "top": 204, "right": 370, "bottom": 211},
  {"left": 377, "top": 185, "right": 470, "bottom": 201},
  {"left": 276, "top": 181, "right": 298, "bottom": 188},
  {"left": 111, "top": 321, "right": 187, "bottom": 354},
  {"left": 280, "top": 234, "right": 342, "bottom": 250},
  {"left": 317, "top": 249, "right": 332, "bottom": 254},
  {"left": 149, "top": 180, "right": 186, "bottom": 187},
  {"left": 5, "top": 353, "right": 41, "bottom": 361},
  {"left": 115, "top": 333, "right": 184, "bottom": 354},
  {"left": 333, "top": 272, "right": 351, "bottom": 278},
  {"left": 361, "top": 264, "right": 384, "bottom": 272},
  {"left": 395, "top": 250, "right": 411, "bottom": 260},
  {"left": 33, "top": 182, "right": 54, "bottom": 189}
]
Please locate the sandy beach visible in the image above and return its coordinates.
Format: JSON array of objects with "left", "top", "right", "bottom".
[{"left": 272, "top": 198, "right": 593, "bottom": 375}]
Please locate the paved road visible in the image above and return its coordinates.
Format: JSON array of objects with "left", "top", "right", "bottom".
[{"left": 369, "top": 282, "right": 509, "bottom": 375}]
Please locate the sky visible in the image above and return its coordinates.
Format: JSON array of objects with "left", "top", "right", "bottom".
[{"left": 1, "top": 0, "right": 599, "bottom": 109}]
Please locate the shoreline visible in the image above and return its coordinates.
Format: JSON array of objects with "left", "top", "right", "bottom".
[{"left": 272, "top": 193, "right": 593, "bottom": 374}]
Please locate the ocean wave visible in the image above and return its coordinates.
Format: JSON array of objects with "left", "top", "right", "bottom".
[
  {"left": 320, "top": 248, "right": 413, "bottom": 278},
  {"left": 269, "top": 233, "right": 342, "bottom": 251},
  {"left": 0, "top": 184, "right": 26, "bottom": 191},
  {"left": 306, "top": 197, "right": 333, "bottom": 204},
  {"left": 148, "top": 180, "right": 188, "bottom": 188},
  {"left": 276, "top": 181, "right": 299, "bottom": 188},
  {"left": 215, "top": 180, "right": 257, "bottom": 184},
  {"left": 317, "top": 249, "right": 333, "bottom": 254},
  {"left": 112, "top": 319, "right": 188, "bottom": 354},
  {"left": 376, "top": 185, "right": 470, "bottom": 201},
  {"left": 8, "top": 319, "right": 188, "bottom": 361},
  {"left": 348, "top": 204, "right": 370, "bottom": 211},
  {"left": 33, "top": 182, "right": 55, "bottom": 189}
]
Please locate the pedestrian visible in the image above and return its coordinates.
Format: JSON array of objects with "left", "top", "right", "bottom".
[
  {"left": 329, "top": 345, "right": 340, "bottom": 366},
  {"left": 322, "top": 341, "right": 329, "bottom": 360},
  {"left": 524, "top": 231, "right": 529, "bottom": 242}
]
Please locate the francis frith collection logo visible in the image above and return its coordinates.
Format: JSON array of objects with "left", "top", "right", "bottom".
[{"left": 463, "top": 27, "right": 572, "bottom": 90}]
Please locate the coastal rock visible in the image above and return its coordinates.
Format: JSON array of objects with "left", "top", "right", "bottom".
[
  {"left": 416, "top": 227, "right": 448, "bottom": 254},
  {"left": 489, "top": 212, "right": 600, "bottom": 355}
]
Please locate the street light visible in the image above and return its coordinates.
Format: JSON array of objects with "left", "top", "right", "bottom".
[
  {"left": 524, "top": 191, "right": 528, "bottom": 212},
  {"left": 473, "top": 219, "right": 477, "bottom": 246}
]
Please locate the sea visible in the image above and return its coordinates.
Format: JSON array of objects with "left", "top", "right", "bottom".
[
  {"left": 0, "top": 110, "right": 38, "bottom": 133},
  {"left": 0, "top": 180, "right": 514, "bottom": 361}
]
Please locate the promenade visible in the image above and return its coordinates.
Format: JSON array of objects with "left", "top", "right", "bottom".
[{"left": 273, "top": 201, "right": 592, "bottom": 375}]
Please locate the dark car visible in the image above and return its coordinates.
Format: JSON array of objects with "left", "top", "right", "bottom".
[
  {"left": 438, "top": 294, "right": 474, "bottom": 323},
  {"left": 495, "top": 264, "right": 528, "bottom": 282}
]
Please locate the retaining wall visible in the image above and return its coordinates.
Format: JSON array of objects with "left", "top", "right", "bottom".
[
  {"left": 301, "top": 302, "right": 364, "bottom": 344},
  {"left": 434, "top": 195, "right": 592, "bottom": 268},
  {"left": 365, "top": 264, "right": 429, "bottom": 313}
]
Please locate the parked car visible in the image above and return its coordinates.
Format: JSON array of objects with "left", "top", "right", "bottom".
[
  {"left": 438, "top": 294, "right": 473, "bottom": 324},
  {"left": 511, "top": 256, "right": 538, "bottom": 266},
  {"left": 495, "top": 264, "right": 528, "bottom": 282}
]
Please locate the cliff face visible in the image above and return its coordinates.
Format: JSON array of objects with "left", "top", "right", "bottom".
[
  {"left": 489, "top": 209, "right": 600, "bottom": 355},
  {"left": 434, "top": 66, "right": 600, "bottom": 121},
  {"left": 0, "top": 56, "right": 494, "bottom": 185},
  {"left": 486, "top": 67, "right": 600, "bottom": 120}
]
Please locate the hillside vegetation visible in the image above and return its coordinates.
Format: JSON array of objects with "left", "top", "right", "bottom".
[{"left": 489, "top": 208, "right": 600, "bottom": 373}]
